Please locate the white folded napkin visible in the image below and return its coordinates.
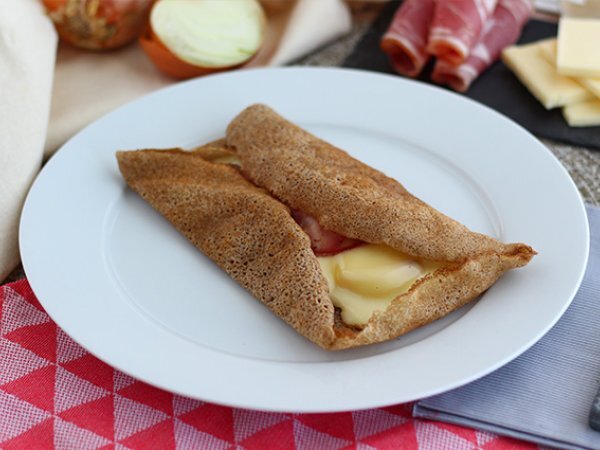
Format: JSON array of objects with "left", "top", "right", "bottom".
[
  {"left": 1, "top": 0, "right": 351, "bottom": 282},
  {"left": 0, "top": 0, "right": 57, "bottom": 282},
  {"left": 414, "top": 205, "right": 600, "bottom": 450}
]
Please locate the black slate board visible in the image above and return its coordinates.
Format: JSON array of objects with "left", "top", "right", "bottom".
[{"left": 343, "top": 2, "right": 600, "bottom": 149}]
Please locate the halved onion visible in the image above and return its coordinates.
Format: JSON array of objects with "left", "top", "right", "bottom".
[{"left": 141, "top": 0, "right": 266, "bottom": 79}]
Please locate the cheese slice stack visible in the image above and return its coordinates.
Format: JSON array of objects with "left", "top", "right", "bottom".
[
  {"left": 538, "top": 39, "right": 600, "bottom": 99},
  {"left": 538, "top": 38, "right": 600, "bottom": 127},
  {"left": 502, "top": 17, "right": 600, "bottom": 127},
  {"left": 502, "top": 41, "right": 592, "bottom": 109}
]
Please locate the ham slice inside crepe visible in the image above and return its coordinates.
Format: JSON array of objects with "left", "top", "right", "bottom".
[
  {"left": 380, "top": 0, "right": 435, "bottom": 77},
  {"left": 431, "top": 0, "right": 533, "bottom": 92},
  {"left": 212, "top": 151, "right": 363, "bottom": 256},
  {"left": 291, "top": 210, "right": 362, "bottom": 256},
  {"left": 428, "top": 0, "right": 498, "bottom": 65}
]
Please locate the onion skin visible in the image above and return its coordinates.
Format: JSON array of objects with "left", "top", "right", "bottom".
[{"left": 42, "top": 0, "right": 154, "bottom": 50}]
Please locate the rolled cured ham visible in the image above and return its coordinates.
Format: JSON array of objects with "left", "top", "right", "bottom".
[
  {"left": 380, "top": 0, "right": 435, "bottom": 77},
  {"left": 428, "top": 0, "right": 498, "bottom": 65},
  {"left": 432, "top": 0, "right": 533, "bottom": 92}
]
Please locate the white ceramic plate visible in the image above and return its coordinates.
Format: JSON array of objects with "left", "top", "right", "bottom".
[{"left": 20, "top": 68, "right": 589, "bottom": 413}]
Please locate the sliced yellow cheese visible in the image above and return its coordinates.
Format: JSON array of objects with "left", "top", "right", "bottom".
[
  {"left": 502, "top": 42, "right": 593, "bottom": 109},
  {"left": 563, "top": 100, "right": 600, "bottom": 127},
  {"left": 579, "top": 78, "right": 600, "bottom": 99},
  {"left": 536, "top": 37, "right": 559, "bottom": 63},
  {"left": 538, "top": 38, "right": 600, "bottom": 99},
  {"left": 557, "top": 17, "right": 600, "bottom": 78},
  {"left": 318, "top": 244, "right": 438, "bottom": 326}
]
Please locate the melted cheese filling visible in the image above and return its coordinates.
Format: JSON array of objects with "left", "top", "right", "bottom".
[{"left": 318, "top": 244, "right": 438, "bottom": 326}]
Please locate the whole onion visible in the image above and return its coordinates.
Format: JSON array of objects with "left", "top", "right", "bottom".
[{"left": 43, "top": 0, "right": 154, "bottom": 50}]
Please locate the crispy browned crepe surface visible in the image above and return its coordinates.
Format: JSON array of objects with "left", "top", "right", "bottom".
[{"left": 117, "top": 104, "right": 535, "bottom": 350}]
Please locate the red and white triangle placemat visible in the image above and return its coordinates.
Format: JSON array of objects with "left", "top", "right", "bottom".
[{"left": 0, "top": 279, "right": 537, "bottom": 449}]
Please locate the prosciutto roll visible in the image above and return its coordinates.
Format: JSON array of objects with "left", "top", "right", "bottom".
[
  {"left": 428, "top": 0, "right": 498, "bottom": 65},
  {"left": 432, "top": 0, "right": 533, "bottom": 92},
  {"left": 380, "top": 0, "right": 435, "bottom": 77}
]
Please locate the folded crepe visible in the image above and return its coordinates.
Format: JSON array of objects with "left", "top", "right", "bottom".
[{"left": 116, "top": 104, "right": 535, "bottom": 350}]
